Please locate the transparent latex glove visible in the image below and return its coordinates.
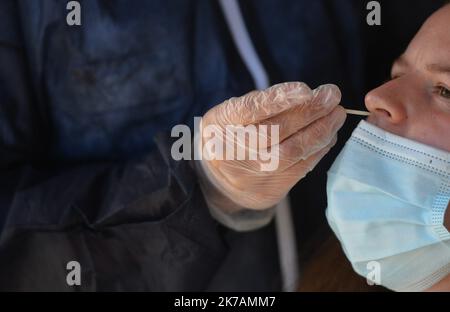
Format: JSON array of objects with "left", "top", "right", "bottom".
[{"left": 196, "top": 82, "right": 346, "bottom": 216}]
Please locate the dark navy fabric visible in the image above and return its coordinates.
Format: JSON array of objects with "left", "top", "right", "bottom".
[
  {"left": 3, "top": 0, "right": 365, "bottom": 163},
  {"left": 0, "top": 0, "right": 444, "bottom": 291}
]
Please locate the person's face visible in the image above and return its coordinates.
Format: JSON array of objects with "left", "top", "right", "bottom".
[
  {"left": 365, "top": 4, "right": 450, "bottom": 153},
  {"left": 365, "top": 5, "right": 450, "bottom": 290}
]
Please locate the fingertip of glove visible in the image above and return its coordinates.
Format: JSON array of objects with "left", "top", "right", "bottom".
[
  {"left": 314, "top": 84, "right": 342, "bottom": 107},
  {"left": 270, "top": 81, "right": 312, "bottom": 97}
]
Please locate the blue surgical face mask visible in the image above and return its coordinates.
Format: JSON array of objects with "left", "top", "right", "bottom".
[{"left": 326, "top": 120, "right": 450, "bottom": 292}]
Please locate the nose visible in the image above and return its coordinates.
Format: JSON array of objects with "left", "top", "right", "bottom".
[{"left": 365, "top": 79, "right": 408, "bottom": 124}]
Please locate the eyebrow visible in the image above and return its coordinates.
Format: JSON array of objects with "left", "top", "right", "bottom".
[
  {"left": 393, "top": 55, "right": 450, "bottom": 76},
  {"left": 426, "top": 63, "right": 450, "bottom": 74}
]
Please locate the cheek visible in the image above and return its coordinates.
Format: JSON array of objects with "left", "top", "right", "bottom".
[
  {"left": 428, "top": 110, "right": 450, "bottom": 152},
  {"left": 407, "top": 110, "right": 450, "bottom": 152}
]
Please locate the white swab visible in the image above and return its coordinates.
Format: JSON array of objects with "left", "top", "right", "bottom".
[{"left": 345, "top": 109, "right": 370, "bottom": 116}]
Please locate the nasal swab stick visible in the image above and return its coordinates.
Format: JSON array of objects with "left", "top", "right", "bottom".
[{"left": 345, "top": 109, "right": 370, "bottom": 116}]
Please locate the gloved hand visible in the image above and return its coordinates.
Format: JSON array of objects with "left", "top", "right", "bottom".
[{"left": 196, "top": 82, "right": 346, "bottom": 214}]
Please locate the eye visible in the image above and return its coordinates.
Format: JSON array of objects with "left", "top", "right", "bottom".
[{"left": 438, "top": 86, "right": 450, "bottom": 99}]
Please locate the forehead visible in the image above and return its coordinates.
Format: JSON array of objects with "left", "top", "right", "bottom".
[{"left": 405, "top": 5, "right": 450, "bottom": 62}]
